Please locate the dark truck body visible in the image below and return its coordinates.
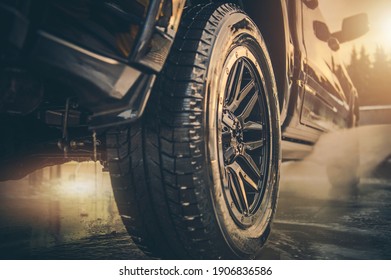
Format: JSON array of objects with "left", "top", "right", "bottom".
[{"left": 0, "top": 1, "right": 359, "bottom": 163}]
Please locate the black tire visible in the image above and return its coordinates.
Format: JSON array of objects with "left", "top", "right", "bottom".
[{"left": 106, "top": 3, "right": 281, "bottom": 259}]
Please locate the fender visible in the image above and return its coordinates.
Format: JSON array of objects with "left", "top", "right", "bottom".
[
  {"left": 195, "top": 0, "right": 293, "bottom": 124},
  {"left": 242, "top": 0, "right": 294, "bottom": 126}
]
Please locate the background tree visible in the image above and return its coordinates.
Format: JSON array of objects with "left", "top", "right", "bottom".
[
  {"left": 372, "top": 46, "right": 391, "bottom": 105},
  {"left": 347, "top": 45, "right": 391, "bottom": 106}
]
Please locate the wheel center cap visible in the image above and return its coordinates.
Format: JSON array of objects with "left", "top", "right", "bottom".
[
  {"left": 222, "top": 109, "right": 244, "bottom": 154},
  {"left": 230, "top": 124, "right": 243, "bottom": 149}
]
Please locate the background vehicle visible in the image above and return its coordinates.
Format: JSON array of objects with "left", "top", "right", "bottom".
[{"left": 0, "top": 0, "right": 368, "bottom": 259}]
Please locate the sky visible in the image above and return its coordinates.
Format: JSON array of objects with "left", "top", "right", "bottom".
[{"left": 319, "top": 0, "right": 391, "bottom": 64}]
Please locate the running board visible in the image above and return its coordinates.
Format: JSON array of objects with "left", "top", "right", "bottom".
[{"left": 282, "top": 140, "right": 313, "bottom": 161}]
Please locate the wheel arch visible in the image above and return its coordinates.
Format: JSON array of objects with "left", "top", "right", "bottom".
[
  {"left": 188, "top": 0, "right": 291, "bottom": 122},
  {"left": 243, "top": 0, "right": 290, "bottom": 120}
]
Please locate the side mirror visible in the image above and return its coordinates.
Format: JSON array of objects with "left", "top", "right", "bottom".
[
  {"left": 303, "top": 0, "right": 319, "bottom": 9},
  {"left": 332, "top": 13, "right": 369, "bottom": 44},
  {"left": 313, "top": 21, "right": 331, "bottom": 42},
  {"left": 313, "top": 21, "right": 340, "bottom": 51},
  {"left": 313, "top": 13, "right": 369, "bottom": 51}
]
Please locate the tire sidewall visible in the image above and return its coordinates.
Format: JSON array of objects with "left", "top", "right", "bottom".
[{"left": 202, "top": 7, "right": 281, "bottom": 258}]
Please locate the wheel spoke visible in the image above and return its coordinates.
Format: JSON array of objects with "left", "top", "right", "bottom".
[
  {"left": 244, "top": 139, "right": 264, "bottom": 151},
  {"left": 241, "top": 171, "right": 259, "bottom": 192},
  {"left": 237, "top": 173, "right": 250, "bottom": 214},
  {"left": 241, "top": 152, "right": 261, "bottom": 178},
  {"left": 238, "top": 91, "right": 258, "bottom": 122},
  {"left": 243, "top": 121, "right": 263, "bottom": 131},
  {"left": 227, "top": 171, "right": 244, "bottom": 213},
  {"left": 222, "top": 111, "right": 236, "bottom": 130},
  {"left": 227, "top": 60, "right": 245, "bottom": 105},
  {"left": 224, "top": 146, "right": 236, "bottom": 162},
  {"left": 228, "top": 79, "right": 255, "bottom": 112},
  {"left": 228, "top": 161, "right": 259, "bottom": 192},
  {"left": 233, "top": 60, "right": 245, "bottom": 100},
  {"left": 227, "top": 61, "right": 239, "bottom": 98},
  {"left": 229, "top": 163, "right": 250, "bottom": 213}
]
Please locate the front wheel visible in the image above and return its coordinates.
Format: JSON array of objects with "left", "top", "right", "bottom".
[{"left": 107, "top": 3, "right": 281, "bottom": 259}]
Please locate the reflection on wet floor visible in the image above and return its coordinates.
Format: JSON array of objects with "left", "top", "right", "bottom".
[
  {"left": 0, "top": 160, "right": 390, "bottom": 260},
  {"left": 262, "top": 180, "right": 391, "bottom": 260},
  {"left": 0, "top": 124, "right": 391, "bottom": 260},
  {"left": 0, "top": 162, "right": 128, "bottom": 259}
]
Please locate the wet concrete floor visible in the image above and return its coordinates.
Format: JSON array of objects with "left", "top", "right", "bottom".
[{"left": 0, "top": 161, "right": 390, "bottom": 260}]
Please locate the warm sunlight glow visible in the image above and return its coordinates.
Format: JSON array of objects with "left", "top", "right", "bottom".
[{"left": 380, "top": 17, "right": 391, "bottom": 49}]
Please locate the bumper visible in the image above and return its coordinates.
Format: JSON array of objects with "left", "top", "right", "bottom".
[{"left": 0, "top": 0, "right": 185, "bottom": 129}]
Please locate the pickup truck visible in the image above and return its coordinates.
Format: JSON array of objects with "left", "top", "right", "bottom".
[{"left": 0, "top": 0, "right": 368, "bottom": 259}]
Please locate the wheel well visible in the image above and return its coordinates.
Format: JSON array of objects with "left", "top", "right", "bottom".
[
  {"left": 242, "top": 0, "right": 288, "bottom": 113},
  {"left": 187, "top": 0, "right": 289, "bottom": 113}
]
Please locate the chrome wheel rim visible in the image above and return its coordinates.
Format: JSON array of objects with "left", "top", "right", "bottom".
[{"left": 218, "top": 46, "right": 271, "bottom": 228}]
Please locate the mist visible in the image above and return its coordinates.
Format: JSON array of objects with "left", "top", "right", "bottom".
[{"left": 280, "top": 124, "right": 391, "bottom": 199}]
